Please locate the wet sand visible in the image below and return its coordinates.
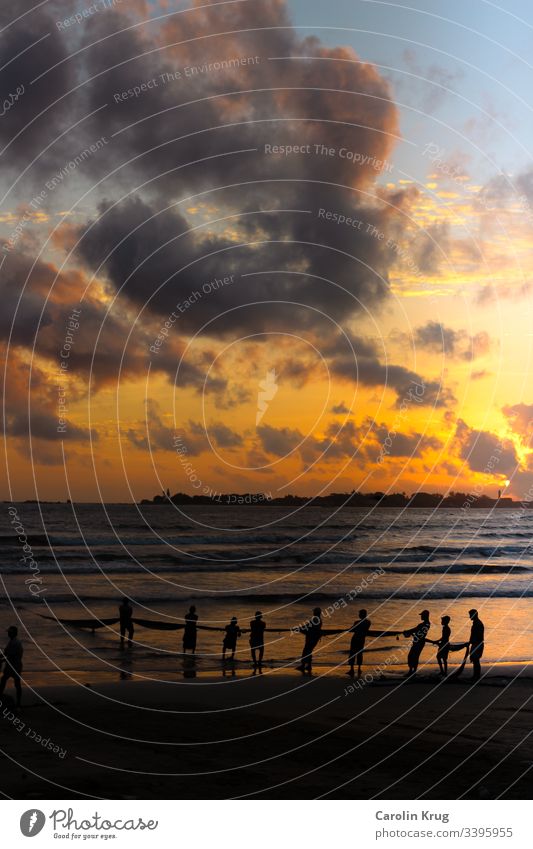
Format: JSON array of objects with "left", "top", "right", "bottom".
[{"left": 0, "top": 667, "right": 532, "bottom": 799}]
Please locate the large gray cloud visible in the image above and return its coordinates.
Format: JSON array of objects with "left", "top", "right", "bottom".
[
  {"left": 0, "top": 0, "right": 460, "bottom": 456},
  {"left": 454, "top": 418, "right": 518, "bottom": 477}
]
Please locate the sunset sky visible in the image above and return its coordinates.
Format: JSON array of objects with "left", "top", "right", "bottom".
[{"left": 3, "top": 0, "right": 533, "bottom": 502}]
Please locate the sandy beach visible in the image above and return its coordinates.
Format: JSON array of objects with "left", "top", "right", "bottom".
[{"left": 1, "top": 668, "right": 532, "bottom": 800}]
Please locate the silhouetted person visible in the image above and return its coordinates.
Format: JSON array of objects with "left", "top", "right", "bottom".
[
  {"left": 222, "top": 616, "right": 241, "bottom": 662},
  {"left": 404, "top": 609, "right": 431, "bottom": 676},
  {"left": 0, "top": 626, "right": 23, "bottom": 708},
  {"left": 297, "top": 607, "right": 322, "bottom": 674},
  {"left": 435, "top": 615, "right": 451, "bottom": 676},
  {"left": 119, "top": 597, "right": 134, "bottom": 648},
  {"left": 183, "top": 605, "right": 198, "bottom": 654},
  {"left": 468, "top": 608, "right": 484, "bottom": 681},
  {"left": 249, "top": 611, "right": 266, "bottom": 668},
  {"left": 347, "top": 609, "right": 371, "bottom": 678}
]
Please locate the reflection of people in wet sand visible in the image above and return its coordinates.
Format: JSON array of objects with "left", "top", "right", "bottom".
[
  {"left": 296, "top": 607, "right": 322, "bottom": 674},
  {"left": 183, "top": 605, "right": 198, "bottom": 654},
  {"left": 249, "top": 611, "right": 266, "bottom": 669},
  {"left": 119, "top": 597, "right": 134, "bottom": 648},
  {"left": 183, "top": 655, "right": 197, "bottom": 679},
  {"left": 403, "top": 610, "right": 431, "bottom": 676},
  {"left": 0, "top": 626, "right": 23, "bottom": 708},
  {"left": 467, "top": 608, "right": 484, "bottom": 682},
  {"left": 222, "top": 617, "right": 242, "bottom": 662}
]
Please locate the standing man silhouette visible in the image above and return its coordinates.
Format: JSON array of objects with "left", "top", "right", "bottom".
[
  {"left": 119, "top": 597, "right": 134, "bottom": 648},
  {"left": 347, "top": 609, "right": 372, "bottom": 678},
  {"left": 468, "top": 608, "right": 485, "bottom": 681},
  {"left": 297, "top": 607, "right": 322, "bottom": 674},
  {"left": 249, "top": 611, "right": 266, "bottom": 669},
  {"left": 435, "top": 615, "right": 452, "bottom": 676},
  {"left": 0, "top": 626, "right": 23, "bottom": 708},
  {"left": 404, "top": 609, "right": 431, "bottom": 676},
  {"left": 183, "top": 605, "right": 198, "bottom": 654},
  {"left": 222, "top": 616, "right": 242, "bottom": 663}
]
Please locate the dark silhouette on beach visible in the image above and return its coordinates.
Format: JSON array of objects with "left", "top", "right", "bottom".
[
  {"left": 38, "top": 600, "right": 487, "bottom": 682},
  {"left": 344, "top": 612, "right": 404, "bottom": 677},
  {"left": 296, "top": 607, "right": 323, "bottom": 674},
  {"left": 249, "top": 611, "right": 266, "bottom": 669},
  {"left": 435, "top": 615, "right": 451, "bottom": 676},
  {"left": 183, "top": 605, "right": 198, "bottom": 654},
  {"left": 119, "top": 597, "right": 134, "bottom": 648},
  {"left": 222, "top": 616, "right": 242, "bottom": 662},
  {"left": 403, "top": 610, "right": 431, "bottom": 676},
  {"left": 0, "top": 626, "right": 23, "bottom": 708},
  {"left": 347, "top": 609, "right": 371, "bottom": 677},
  {"left": 468, "top": 608, "right": 484, "bottom": 681}
]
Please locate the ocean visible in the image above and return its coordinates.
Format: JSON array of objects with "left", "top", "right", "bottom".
[{"left": 1, "top": 503, "right": 532, "bottom": 685}]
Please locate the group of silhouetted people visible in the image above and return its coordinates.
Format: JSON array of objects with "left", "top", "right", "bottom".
[
  {"left": 342, "top": 607, "right": 484, "bottom": 681},
  {"left": 117, "top": 598, "right": 484, "bottom": 680},
  {"left": 0, "top": 603, "right": 486, "bottom": 709},
  {"left": 292, "top": 606, "right": 484, "bottom": 680}
]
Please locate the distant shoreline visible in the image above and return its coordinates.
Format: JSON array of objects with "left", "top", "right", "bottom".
[
  {"left": 4, "top": 494, "right": 529, "bottom": 508},
  {"left": 139, "top": 491, "right": 530, "bottom": 508}
]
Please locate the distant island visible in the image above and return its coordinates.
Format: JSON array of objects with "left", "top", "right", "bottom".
[{"left": 140, "top": 490, "right": 529, "bottom": 508}]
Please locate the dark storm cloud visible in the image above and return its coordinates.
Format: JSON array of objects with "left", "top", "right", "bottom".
[
  {"left": 370, "top": 421, "right": 442, "bottom": 458},
  {"left": 0, "top": 1, "right": 87, "bottom": 192},
  {"left": 1, "top": 0, "right": 459, "bottom": 419},
  {"left": 6, "top": 408, "right": 95, "bottom": 442},
  {"left": 256, "top": 423, "right": 302, "bottom": 457},
  {"left": 454, "top": 418, "right": 518, "bottom": 477},
  {"left": 73, "top": 191, "right": 394, "bottom": 339},
  {"left": 408, "top": 321, "right": 492, "bottom": 360},
  {"left": 0, "top": 349, "right": 97, "bottom": 456},
  {"left": 51, "top": 0, "right": 404, "bottom": 337},
  {"left": 256, "top": 416, "right": 441, "bottom": 466},
  {"left": 127, "top": 401, "right": 243, "bottom": 453},
  {"left": 331, "top": 402, "right": 350, "bottom": 415},
  {"left": 210, "top": 421, "right": 243, "bottom": 448},
  {"left": 0, "top": 250, "right": 226, "bottom": 394},
  {"left": 413, "top": 321, "right": 459, "bottom": 355},
  {"left": 328, "top": 350, "right": 454, "bottom": 408}
]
